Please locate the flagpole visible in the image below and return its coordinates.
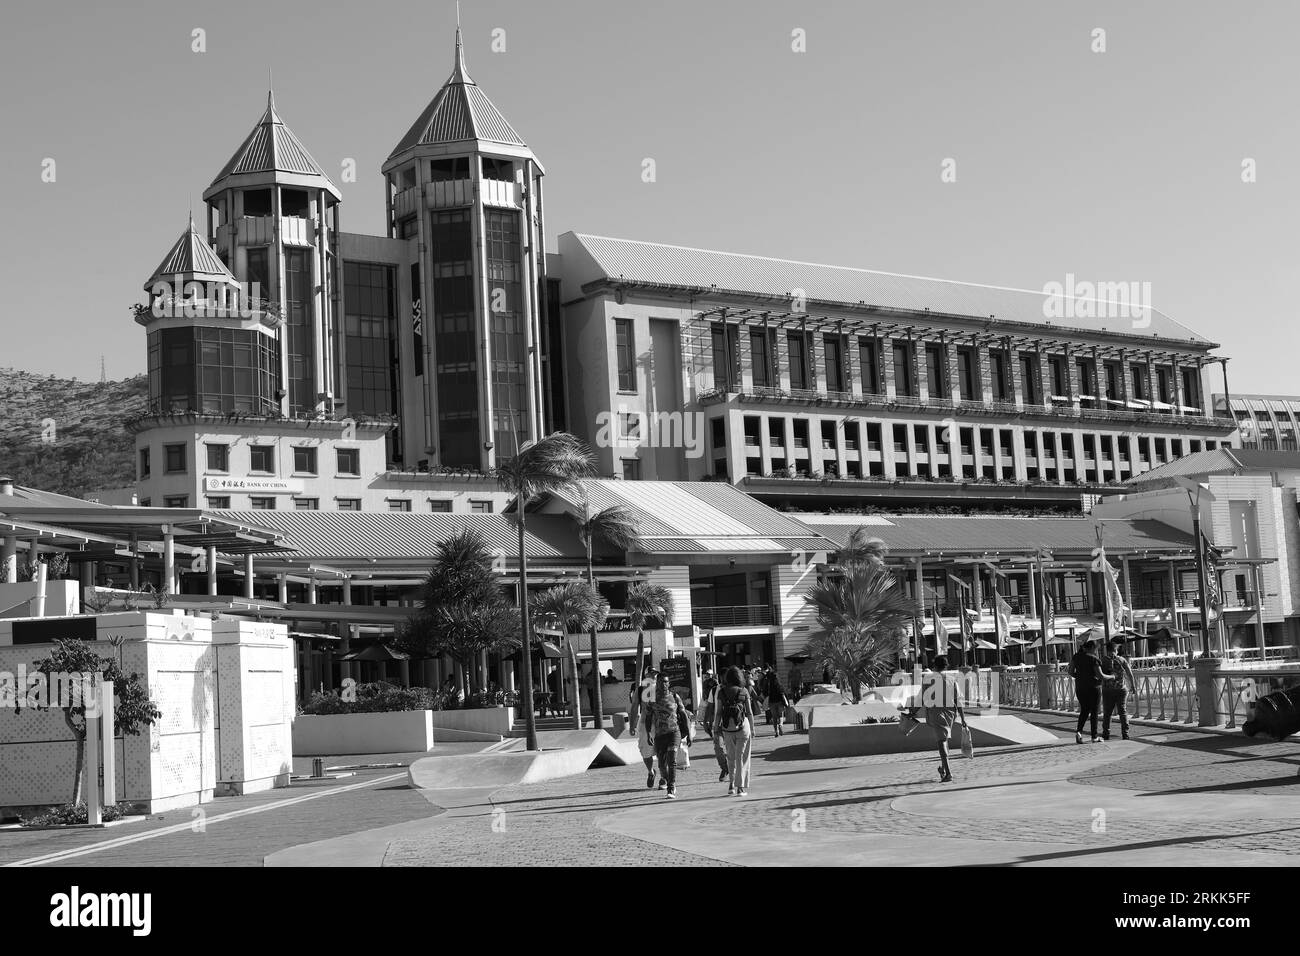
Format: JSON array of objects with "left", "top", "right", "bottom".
[
  {"left": 1097, "top": 524, "right": 1112, "bottom": 651},
  {"left": 1037, "top": 551, "right": 1048, "bottom": 661}
]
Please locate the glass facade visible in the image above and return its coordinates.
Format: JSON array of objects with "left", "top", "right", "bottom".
[
  {"left": 148, "top": 327, "right": 278, "bottom": 414},
  {"left": 343, "top": 261, "right": 399, "bottom": 416},
  {"left": 485, "top": 208, "right": 528, "bottom": 456},
  {"left": 285, "top": 247, "right": 314, "bottom": 414},
  {"left": 430, "top": 209, "right": 479, "bottom": 467}
]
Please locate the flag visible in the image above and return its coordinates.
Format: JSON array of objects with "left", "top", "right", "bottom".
[
  {"left": 994, "top": 591, "right": 1012, "bottom": 648},
  {"left": 1042, "top": 591, "right": 1056, "bottom": 648},
  {"left": 931, "top": 608, "right": 948, "bottom": 657},
  {"left": 1202, "top": 533, "right": 1221, "bottom": 622},
  {"left": 1102, "top": 556, "right": 1128, "bottom": 631},
  {"left": 958, "top": 600, "right": 975, "bottom": 654}
]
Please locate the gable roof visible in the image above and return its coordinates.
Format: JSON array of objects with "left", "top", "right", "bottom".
[
  {"left": 547, "top": 480, "right": 834, "bottom": 555},
  {"left": 1128, "top": 448, "right": 1300, "bottom": 487},
  {"left": 802, "top": 513, "right": 1195, "bottom": 557},
  {"left": 204, "top": 91, "right": 341, "bottom": 200},
  {"left": 561, "top": 233, "right": 1212, "bottom": 346},
  {"left": 385, "top": 29, "right": 527, "bottom": 164}
]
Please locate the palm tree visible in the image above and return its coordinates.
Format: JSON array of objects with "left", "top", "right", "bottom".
[
  {"left": 531, "top": 582, "right": 610, "bottom": 730},
  {"left": 838, "top": 526, "right": 888, "bottom": 569},
  {"left": 804, "top": 563, "right": 917, "bottom": 702},
  {"left": 625, "top": 582, "right": 675, "bottom": 734},
  {"left": 574, "top": 498, "right": 637, "bottom": 729},
  {"left": 495, "top": 431, "right": 594, "bottom": 750}
]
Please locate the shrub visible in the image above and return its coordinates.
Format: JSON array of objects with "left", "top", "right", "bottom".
[
  {"left": 300, "top": 681, "right": 443, "bottom": 715},
  {"left": 860, "top": 716, "right": 901, "bottom": 724},
  {"left": 20, "top": 802, "right": 131, "bottom": 827}
]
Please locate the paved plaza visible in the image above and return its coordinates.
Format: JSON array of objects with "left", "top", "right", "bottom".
[{"left": 0, "top": 716, "right": 1296, "bottom": 868}]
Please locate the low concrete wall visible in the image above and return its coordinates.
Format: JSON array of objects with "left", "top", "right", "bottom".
[
  {"left": 804, "top": 701, "right": 900, "bottom": 728},
  {"left": 429, "top": 707, "right": 514, "bottom": 736},
  {"left": 293, "top": 711, "right": 435, "bottom": 756},
  {"left": 0, "top": 580, "right": 80, "bottom": 621},
  {"left": 809, "top": 721, "right": 933, "bottom": 757}
]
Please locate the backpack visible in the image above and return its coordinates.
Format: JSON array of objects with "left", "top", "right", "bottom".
[
  {"left": 650, "top": 694, "right": 680, "bottom": 738},
  {"left": 718, "top": 687, "right": 747, "bottom": 732}
]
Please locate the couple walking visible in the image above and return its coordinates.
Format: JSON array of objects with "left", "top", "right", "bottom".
[{"left": 1069, "top": 638, "right": 1137, "bottom": 743}]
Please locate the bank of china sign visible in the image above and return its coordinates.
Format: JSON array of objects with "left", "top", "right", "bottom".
[{"left": 204, "top": 477, "right": 304, "bottom": 494}]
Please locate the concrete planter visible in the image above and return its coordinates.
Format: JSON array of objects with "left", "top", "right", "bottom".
[
  {"left": 293, "top": 710, "right": 435, "bottom": 756},
  {"left": 0, "top": 580, "right": 80, "bottom": 620},
  {"left": 809, "top": 720, "right": 932, "bottom": 757},
  {"left": 429, "top": 706, "right": 515, "bottom": 739}
]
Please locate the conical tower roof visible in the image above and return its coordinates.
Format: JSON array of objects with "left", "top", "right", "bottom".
[
  {"left": 203, "top": 91, "right": 342, "bottom": 201},
  {"left": 384, "top": 28, "right": 530, "bottom": 170},
  {"left": 144, "top": 214, "right": 239, "bottom": 292}
]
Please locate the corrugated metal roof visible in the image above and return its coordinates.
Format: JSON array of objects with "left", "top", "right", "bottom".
[
  {"left": 207, "top": 92, "right": 341, "bottom": 197},
  {"left": 145, "top": 217, "right": 237, "bottom": 289},
  {"left": 387, "top": 33, "right": 526, "bottom": 160},
  {"left": 216, "top": 511, "right": 586, "bottom": 562},
  {"left": 567, "top": 234, "right": 1210, "bottom": 345},
  {"left": 550, "top": 480, "right": 833, "bottom": 555},
  {"left": 1130, "top": 448, "right": 1300, "bottom": 486},
  {"left": 802, "top": 514, "right": 1194, "bottom": 556}
]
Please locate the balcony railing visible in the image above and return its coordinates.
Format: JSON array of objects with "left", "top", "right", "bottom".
[{"left": 692, "top": 605, "right": 774, "bottom": 628}]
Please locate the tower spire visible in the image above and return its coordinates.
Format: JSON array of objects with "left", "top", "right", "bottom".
[
  {"left": 268, "top": 67, "right": 275, "bottom": 110},
  {"left": 453, "top": 3, "right": 468, "bottom": 80}
]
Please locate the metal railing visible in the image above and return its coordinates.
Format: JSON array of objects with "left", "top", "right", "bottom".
[{"left": 691, "top": 604, "right": 774, "bottom": 628}]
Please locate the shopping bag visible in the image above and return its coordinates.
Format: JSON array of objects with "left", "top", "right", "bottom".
[
  {"left": 676, "top": 738, "right": 691, "bottom": 769},
  {"left": 900, "top": 710, "right": 922, "bottom": 736},
  {"left": 959, "top": 720, "right": 974, "bottom": 759}
]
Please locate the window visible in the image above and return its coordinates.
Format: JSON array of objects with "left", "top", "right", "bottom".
[
  {"left": 163, "top": 495, "right": 188, "bottom": 508},
  {"left": 618, "top": 412, "right": 641, "bottom": 442},
  {"left": 293, "top": 446, "right": 317, "bottom": 474},
  {"left": 1020, "top": 354, "right": 1039, "bottom": 404},
  {"left": 621, "top": 458, "right": 641, "bottom": 481},
  {"left": 859, "top": 339, "right": 880, "bottom": 394},
  {"left": 206, "top": 496, "right": 230, "bottom": 509},
  {"left": 336, "top": 498, "right": 362, "bottom": 511},
  {"left": 249, "top": 444, "right": 275, "bottom": 473},
  {"left": 336, "top": 448, "right": 360, "bottom": 476},
  {"left": 293, "top": 498, "right": 320, "bottom": 510},
  {"left": 750, "top": 329, "right": 771, "bottom": 388},
  {"left": 139, "top": 498, "right": 151, "bottom": 507},
  {"left": 925, "top": 343, "right": 946, "bottom": 398},
  {"left": 250, "top": 497, "right": 276, "bottom": 510},
  {"left": 712, "top": 322, "right": 740, "bottom": 391},
  {"left": 139, "top": 447, "right": 150, "bottom": 479},
  {"left": 398, "top": 216, "right": 418, "bottom": 239},
  {"left": 242, "top": 188, "right": 272, "bottom": 216},
  {"left": 1130, "top": 365, "right": 1148, "bottom": 402},
  {"left": 892, "top": 341, "right": 914, "bottom": 397},
  {"left": 1077, "top": 360, "right": 1097, "bottom": 399},
  {"left": 206, "top": 443, "right": 229, "bottom": 472},
  {"left": 470, "top": 500, "right": 493, "bottom": 513},
  {"left": 343, "top": 261, "right": 399, "bottom": 417},
  {"left": 990, "top": 352, "right": 1009, "bottom": 402},
  {"left": 428, "top": 499, "right": 452, "bottom": 512},
  {"left": 1103, "top": 361, "right": 1121, "bottom": 400},
  {"left": 481, "top": 156, "right": 514, "bottom": 182},
  {"left": 280, "top": 188, "right": 309, "bottom": 217},
  {"left": 1181, "top": 367, "right": 1201, "bottom": 409},
  {"left": 401, "top": 166, "right": 417, "bottom": 189},
  {"left": 787, "top": 332, "right": 808, "bottom": 390},
  {"left": 615, "top": 319, "right": 635, "bottom": 391},
  {"left": 1049, "top": 355, "right": 1067, "bottom": 397},
  {"left": 1156, "top": 367, "right": 1172, "bottom": 404},
  {"left": 164, "top": 443, "right": 186, "bottom": 473},
  {"left": 957, "top": 347, "right": 977, "bottom": 400},
  {"left": 824, "top": 335, "right": 845, "bottom": 393},
  {"left": 430, "top": 157, "right": 470, "bottom": 182},
  {"left": 387, "top": 499, "right": 412, "bottom": 512}
]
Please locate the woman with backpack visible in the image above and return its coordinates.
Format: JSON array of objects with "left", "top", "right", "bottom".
[
  {"left": 765, "top": 672, "right": 790, "bottom": 738},
  {"left": 646, "top": 673, "right": 691, "bottom": 799},
  {"left": 716, "top": 666, "right": 755, "bottom": 796}
]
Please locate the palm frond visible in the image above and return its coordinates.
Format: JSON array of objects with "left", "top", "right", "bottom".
[
  {"left": 838, "top": 527, "right": 889, "bottom": 569},
  {"left": 495, "top": 431, "right": 595, "bottom": 503},
  {"left": 530, "top": 581, "right": 610, "bottom": 635},
  {"left": 577, "top": 502, "right": 637, "bottom": 551},
  {"left": 625, "top": 582, "right": 675, "bottom": 631}
]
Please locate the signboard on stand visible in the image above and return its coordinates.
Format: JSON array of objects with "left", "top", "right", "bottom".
[{"left": 660, "top": 656, "right": 693, "bottom": 709}]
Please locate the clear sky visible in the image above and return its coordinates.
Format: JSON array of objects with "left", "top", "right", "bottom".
[{"left": 1, "top": 0, "right": 1294, "bottom": 392}]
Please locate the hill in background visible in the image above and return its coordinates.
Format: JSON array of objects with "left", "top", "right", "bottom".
[{"left": 0, "top": 369, "right": 147, "bottom": 499}]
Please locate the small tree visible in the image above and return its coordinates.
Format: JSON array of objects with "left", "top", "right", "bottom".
[
  {"left": 30, "top": 638, "right": 161, "bottom": 803},
  {"left": 625, "top": 582, "right": 675, "bottom": 734},
  {"left": 531, "top": 581, "right": 609, "bottom": 729},
  {"left": 391, "top": 530, "right": 521, "bottom": 695},
  {"left": 804, "top": 563, "right": 916, "bottom": 702},
  {"left": 573, "top": 499, "right": 637, "bottom": 729}
]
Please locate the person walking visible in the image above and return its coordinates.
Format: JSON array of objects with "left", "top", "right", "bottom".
[
  {"left": 765, "top": 672, "right": 790, "bottom": 737},
  {"left": 701, "top": 668, "right": 719, "bottom": 738},
  {"left": 716, "top": 666, "right": 755, "bottom": 796},
  {"left": 705, "top": 678, "right": 729, "bottom": 783},
  {"left": 789, "top": 664, "right": 803, "bottom": 702},
  {"left": 1068, "top": 639, "right": 1115, "bottom": 744},
  {"left": 630, "top": 670, "right": 659, "bottom": 789},
  {"left": 921, "top": 656, "right": 965, "bottom": 783},
  {"left": 645, "top": 673, "right": 690, "bottom": 798},
  {"left": 1100, "top": 638, "right": 1137, "bottom": 741}
]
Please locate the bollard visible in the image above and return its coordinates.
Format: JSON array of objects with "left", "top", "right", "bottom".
[{"left": 311, "top": 757, "right": 325, "bottom": 778}]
